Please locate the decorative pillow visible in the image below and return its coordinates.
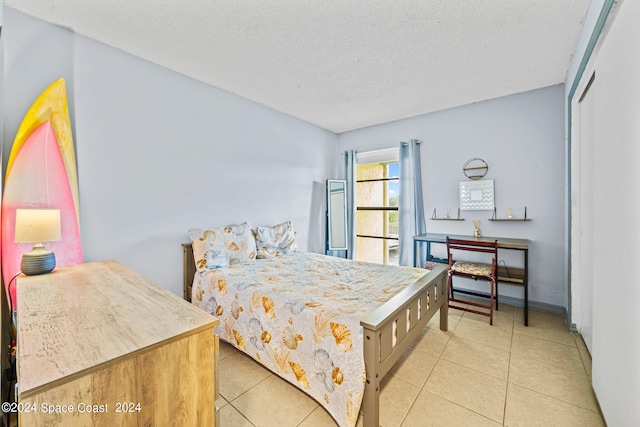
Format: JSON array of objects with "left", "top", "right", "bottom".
[
  {"left": 255, "top": 221, "right": 298, "bottom": 258},
  {"left": 189, "top": 222, "right": 257, "bottom": 272}
]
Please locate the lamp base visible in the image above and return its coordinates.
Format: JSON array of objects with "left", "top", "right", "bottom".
[{"left": 21, "top": 245, "right": 56, "bottom": 276}]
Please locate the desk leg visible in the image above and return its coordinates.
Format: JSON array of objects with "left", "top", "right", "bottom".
[
  {"left": 524, "top": 248, "right": 529, "bottom": 326},
  {"left": 413, "top": 240, "right": 434, "bottom": 268}
]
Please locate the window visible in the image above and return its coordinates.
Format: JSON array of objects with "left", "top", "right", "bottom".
[{"left": 355, "top": 160, "right": 399, "bottom": 265}]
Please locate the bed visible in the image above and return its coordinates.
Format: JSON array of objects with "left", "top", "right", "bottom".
[{"left": 182, "top": 239, "right": 448, "bottom": 427}]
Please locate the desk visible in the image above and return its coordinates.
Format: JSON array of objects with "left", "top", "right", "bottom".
[{"left": 414, "top": 233, "right": 529, "bottom": 326}]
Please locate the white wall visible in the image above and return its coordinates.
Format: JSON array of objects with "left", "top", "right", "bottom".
[
  {"left": 3, "top": 9, "right": 76, "bottom": 145},
  {"left": 338, "top": 85, "right": 566, "bottom": 308},
  {"left": 3, "top": 8, "right": 338, "bottom": 296},
  {"left": 569, "top": 0, "right": 640, "bottom": 424}
]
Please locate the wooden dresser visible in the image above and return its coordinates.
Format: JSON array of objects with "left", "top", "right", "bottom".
[{"left": 16, "top": 260, "right": 219, "bottom": 426}]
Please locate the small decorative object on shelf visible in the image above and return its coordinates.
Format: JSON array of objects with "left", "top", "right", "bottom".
[
  {"left": 431, "top": 208, "right": 464, "bottom": 221},
  {"left": 472, "top": 220, "right": 481, "bottom": 237},
  {"left": 489, "top": 207, "right": 532, "bottom": 221},
  {"left": 463, "top": 158, "right": 489, "bottom": 180}
]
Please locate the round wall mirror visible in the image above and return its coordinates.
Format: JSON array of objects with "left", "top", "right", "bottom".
[{"left": 463, "top": 158, "right": 488, "bottom": 179}]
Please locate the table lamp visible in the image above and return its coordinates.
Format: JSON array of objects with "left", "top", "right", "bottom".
[{"left": 15, "top": 208, "right": 62, "bottom": 276}]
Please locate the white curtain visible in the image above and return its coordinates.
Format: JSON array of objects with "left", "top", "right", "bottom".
[
  {"left": 344, "top": 150, "right": 357, "bottom": 259},
  {"left": 399, "top": 140, "right": 426, "bottom": 266}
]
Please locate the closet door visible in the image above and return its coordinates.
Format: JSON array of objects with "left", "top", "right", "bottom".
[{"left": 577, "top": 75, "right": 595, "bottom": 354}]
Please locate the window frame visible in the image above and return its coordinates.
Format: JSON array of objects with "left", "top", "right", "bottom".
[{"left": 355, "top": 161, "right": 399, "bottom": 264}]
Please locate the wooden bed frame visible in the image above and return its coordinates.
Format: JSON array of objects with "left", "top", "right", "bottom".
[{"left": 182, "top": 243, "right": 448, "bottom": 427}]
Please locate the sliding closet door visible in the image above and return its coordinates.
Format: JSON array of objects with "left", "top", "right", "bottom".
[{"left": 577, "top": 75, "right": 595, "bottom": 354}]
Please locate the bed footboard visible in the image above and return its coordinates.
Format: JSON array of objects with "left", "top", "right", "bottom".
[{"left": 359, "top": 264, "right": 449, "bottom": 427}]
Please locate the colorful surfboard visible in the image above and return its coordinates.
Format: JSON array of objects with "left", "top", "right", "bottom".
[
  {"left": 2, "top": 79, "right": 82, "bottom": 305},
  {"left": 5, "top": 78, "right": 80, "bottom": 224}
]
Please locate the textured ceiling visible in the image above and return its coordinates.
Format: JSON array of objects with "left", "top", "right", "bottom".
[{"left": 6, "top": 0, "right": 590, "bottom": 133}]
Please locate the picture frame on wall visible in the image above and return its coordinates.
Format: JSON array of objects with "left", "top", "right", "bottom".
[{"left": 459, "top": 180, "right": 494, "bottom": 210}]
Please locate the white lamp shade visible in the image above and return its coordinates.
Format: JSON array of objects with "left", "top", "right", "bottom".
[{"left": 15, "top": 209, "right": 62, "bottom": 244}]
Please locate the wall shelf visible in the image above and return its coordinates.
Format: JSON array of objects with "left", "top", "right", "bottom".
[
  {"left": 490, "top": 207, "right": 531, "bottom": 222},
  {"left": 431, "top": 208, "right": 464, "bottom": 221},
  {"left": 463, "top": 158, "right": 489, "bottom": 180}
]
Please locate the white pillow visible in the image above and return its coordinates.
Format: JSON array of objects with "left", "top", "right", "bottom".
[{"left": 255, "top": 221, "right": 298, "bottom": 258}]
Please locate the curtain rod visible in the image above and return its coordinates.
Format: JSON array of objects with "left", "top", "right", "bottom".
[{"left": 402, "top": 139, "right": 422, "bottom": 147}]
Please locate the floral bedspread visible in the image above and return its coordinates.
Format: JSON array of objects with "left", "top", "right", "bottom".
[{"left": 191, "top": 252, "right": 429, "bottom": 427}]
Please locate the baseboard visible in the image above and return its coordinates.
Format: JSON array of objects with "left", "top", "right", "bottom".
[
  {"left": 453, "top": 288, "right": 570, "bottom": 329},
  {"left": 496, "top": 294, "right": 566, "bottom": 316}
]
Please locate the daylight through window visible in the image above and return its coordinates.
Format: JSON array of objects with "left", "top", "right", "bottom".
[{"left": 355, "top": 161, "right": 399, "bottom": 265}]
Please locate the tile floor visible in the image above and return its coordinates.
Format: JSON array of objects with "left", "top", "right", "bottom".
[{"left": 218, "top": 303, "right": 605, "bottom": 427}]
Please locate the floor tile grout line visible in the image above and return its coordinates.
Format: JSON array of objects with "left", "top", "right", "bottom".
[
  {"left": 220, "top": 370, "right": 274, "bottom": 405},
  {"left": 422, "top": 357, "right": 509, "bottom": 422},
  {"left": 509, "top": 353, "right": 587, "bottom": 375},
  {"left": 224, "top": 399, "right": 258, "bottom": 426},
  {"left": 512, "top": 329, "right": 581, "bottom": 346},
  {"left": 450, "top": 319, "right": 603, "bottom": 419},
  {"left": 227, "top": 373, "right": 322, "bottom": 426},
  {"left": 294, "top": 405, "right": 323, "bottom": 427},
  {"left": 506, "top": 381, "right": 604, "bottom": 415},
  {"left": 446, "top": 330, "right": 513, "bottom": 352},
  {"left": 508, "top": 350, "right": 602, "bottom": 414},
  {"left": 512, "top": 329, "right": 581, "bottom": 349},
  {"left": 510, "top": 352, "right": 592, "bottom": 380},
  {"left": 399, "top": 338, "right": 444, "bottom": 426},
  {"left": 428, "top": 309, "right": 512, "bottom": 424},
  {"left": 577, "top": 346, "right": 592, "bottom": 376},
  {"left": 393, "top": 386, "right": 421, "bottom": 427},
  {"left": 503, "top": 350, "right": 513, "bottom": 426},
  {"left": 437, "top": 344, "right": 511, "bottom": 382},
  {"left": 418, "top": 389, "right": 505, "bottom": 425},
  {"left": 577, "top": 349, "right": 593, "bottom": 372},
  {"left": 397, "top": 383, "right": 447, "bottom": 427}
]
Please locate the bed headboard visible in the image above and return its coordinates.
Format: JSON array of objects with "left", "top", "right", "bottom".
[{"left": 181, "top": 243, "right": 196, "bottom": 302}]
